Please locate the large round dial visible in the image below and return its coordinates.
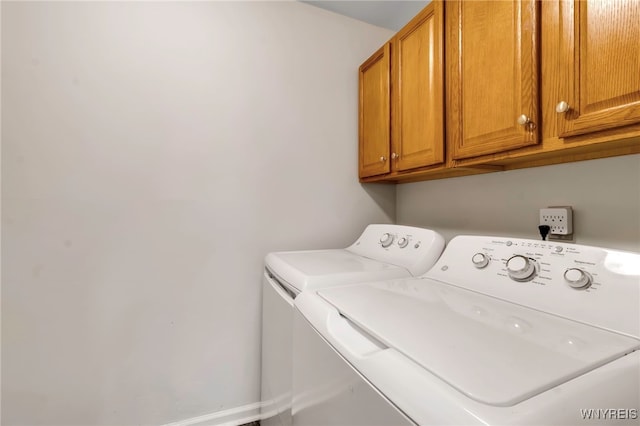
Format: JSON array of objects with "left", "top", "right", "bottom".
[
  {"left": 564, "top": 268, "right": 592, "bottom": 289},
  {"left": 506, "top": 255, "right": 537, "bottom": 281},
  {"left": 380, "top": 233, "right": 395, "bottom": 248},
  {"left": 471, "top": 253, "right": 490, "bottom": 269}
]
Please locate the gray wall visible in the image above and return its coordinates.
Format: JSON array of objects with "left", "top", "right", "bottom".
[
  {"left": 302, "top": 1, "right": 430, "bottom": 30},
  {"left": 397, "top": 155, "right": 640, "bottom": 252},
  {"left": 1, "top": 2, "right": 394, "bottom": 425}
]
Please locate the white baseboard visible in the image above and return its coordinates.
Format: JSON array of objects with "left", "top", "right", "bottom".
[{"left": 163, "top": 402, "right": 261, "bottom": 426}]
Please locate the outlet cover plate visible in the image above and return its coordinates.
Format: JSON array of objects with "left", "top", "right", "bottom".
[{"left": 540, "top": 206, "right": 573, "bottom": 241}]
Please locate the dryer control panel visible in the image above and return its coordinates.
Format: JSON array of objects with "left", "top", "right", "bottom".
[
  {"left": 347, "top": 224, "right": 445, "bottom": 277},
  {"left": 426, "top": 236, "right": 640, "bottom": 338}
]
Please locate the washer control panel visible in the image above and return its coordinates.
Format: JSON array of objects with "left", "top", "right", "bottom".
[
  {"left": 447, "top": 238, "right": 614, "bottom": 291},
  {"left": 427, "top": 236, "right": 640, "bottom": 338}
]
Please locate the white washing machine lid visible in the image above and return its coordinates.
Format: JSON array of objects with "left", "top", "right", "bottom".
[
  {"left": 265, "top": 249, "right": 409, "bottom": 292},
  {"left": 317, "top": 278, "right": 640, "bottom": 407}
]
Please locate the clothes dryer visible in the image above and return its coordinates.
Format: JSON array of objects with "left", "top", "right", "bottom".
[{"left": 261, "top": 224, "right": 445, "bottom": 426}]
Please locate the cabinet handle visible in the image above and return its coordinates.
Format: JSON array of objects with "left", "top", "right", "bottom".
[
  {"left": 391, "top": 152, "right": 398, "bottom": 160},
  {"left": 517, "top": 114, "right": 530, "bottom": 126},
  {"left": 379, "top": 156, "right": 387, "bottom": 162},
  {"left": 556, "top": 101, "right": 570, "bottom": 113}
]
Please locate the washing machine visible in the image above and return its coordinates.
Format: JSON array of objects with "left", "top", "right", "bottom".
[
  {"left": 293, "top": 235, "right": 640, "bottom": 425},
  {"left": 260, "top": 224, "right": 445, "bottom": 426}
]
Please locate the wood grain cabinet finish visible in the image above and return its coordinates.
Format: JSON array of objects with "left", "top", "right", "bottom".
[
  {"left": 359, "top": 2, "right": 444, "bottom": 180},
  {"left": 359, "top": 44, "right": 391, "bottom": 179},
  {"left": 391, "top": 1, "right": 444, "bottom": 172},
  {"left": 447, "top": 0, "right": 540, "bottom": 160},
  {"left": 358, "top": 0, "right": 640, "bottom": 184},
  {"left": 556, "top": 0, "right": 640, "bottom": 138}
]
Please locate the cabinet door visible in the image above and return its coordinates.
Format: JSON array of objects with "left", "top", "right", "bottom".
[
  {"left": 556, "top": 0, "right": 640, "bottom": 137},
  {"left": 359, "top": 44, "right": 390, "bottom": 178},
  {"left": 392, "top": 1, "right": 444, "bottom": 172},
  {"left": 448, "top": 0, "right": 540, "bottom": 160}
]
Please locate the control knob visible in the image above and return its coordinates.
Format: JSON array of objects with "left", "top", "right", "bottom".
[
  {"left": 380, "top": 233, "right": 395, "bottom": 248},
  {"left": 564, "top": 268, "right": 592, "bottom": 289},
  {"left": 506, "top": 255, "right": 537, "bottom": 281},
  {"left": 471, "top": 253, "right": 490, "bottom": 269},
  {"left": 398, "top": 237, "right": 409, "bottom": 248}
]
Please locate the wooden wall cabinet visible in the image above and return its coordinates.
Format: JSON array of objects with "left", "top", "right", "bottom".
[
  {"left": 391, "top": 1, "right": 444, "bottom": 172},
  {"left": 447, "top": 0, "right": 540, "bottom": 160},
  {"left": 358, "top": 0, "right": 640, "bottom": 183},
  {"left": 556, "top": 0, "right": 640, "bottom": 138},
  {"left": 451, "top": 0, "right": 640, "bottom": 170},
  {"left": 359, "top": 2, "right": 445, "bottom": 181},
  {"left": 358, "top": 44, "right": 391, "bottom": 179}
]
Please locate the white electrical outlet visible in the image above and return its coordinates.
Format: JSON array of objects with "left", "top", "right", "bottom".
[{"left": 539, "top": 207, "right": 573, "bottom": 235}]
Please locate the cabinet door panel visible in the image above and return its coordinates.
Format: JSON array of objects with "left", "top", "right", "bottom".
[
  {"left": 448, "top": 0, "right": 539, "bottom": 160},
  {"left": 557, "top": 0, "right": 640, "bottom": 137},
  {"left": 359, "top": 45, "right": 390, "bottom": 178},
  {"left": 392, "top": 1, "right": 444, "bottom": 171}
]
